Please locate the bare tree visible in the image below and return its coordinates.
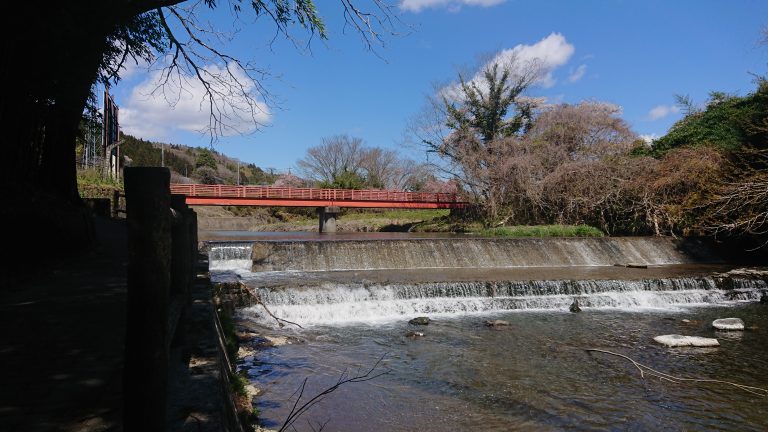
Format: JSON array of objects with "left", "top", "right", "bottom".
[
  {"left": 360, "top": 147, "right": 400, "bottom": 188},
  {"left": 297, "top": 135, "right": 367, "bottom": 184},
  {"left": 527, "top": 101, "right": 637, "bottom": 162},
  {"left": 360, "top": 148, "right": 432, "bottom": 190},
  {"left": 700, "top": 148, "right": 768, "bottom": 243}
]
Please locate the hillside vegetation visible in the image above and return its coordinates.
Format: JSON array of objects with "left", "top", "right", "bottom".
[{"left": 119, "top": 134, "right": 280, "bottom": 186}]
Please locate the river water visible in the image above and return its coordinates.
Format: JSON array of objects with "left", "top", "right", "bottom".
[{"left": 205, "top": 233, "right": 768, "bottom": 431}]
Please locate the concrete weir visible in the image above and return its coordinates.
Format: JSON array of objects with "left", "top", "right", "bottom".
[{"left": 243, "top": 237, "right": 721, "bottom": 272}]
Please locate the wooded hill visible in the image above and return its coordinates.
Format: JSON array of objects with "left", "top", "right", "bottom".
[{"left": 119, "top": 135, "right": 279, "bottom": 186}]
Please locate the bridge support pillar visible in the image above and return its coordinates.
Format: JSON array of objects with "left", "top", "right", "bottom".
[{"left": 318, "top": 206, "right": 340, "bottom": 233}]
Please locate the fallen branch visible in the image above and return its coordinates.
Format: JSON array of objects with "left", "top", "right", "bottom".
[
  {"left": 279, "top": 353, "right": 390, "bottom": 432},
  {"left": 238, "top": 282, "right": 303, "bottom": 329},
  {"left": 585, "top": 348, "right": 768, "bottom": 396}
]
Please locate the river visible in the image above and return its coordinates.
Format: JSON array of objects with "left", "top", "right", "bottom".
[{"left": 206, "top": 231, "right": 768, "bottom": 431}]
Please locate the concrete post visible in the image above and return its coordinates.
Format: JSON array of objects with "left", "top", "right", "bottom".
[
  {"left": 123, "top": 167, "right": 171, "bottom": 431},
  {"left": 318, "top": 206, "right": 340, "bottom": 233}
]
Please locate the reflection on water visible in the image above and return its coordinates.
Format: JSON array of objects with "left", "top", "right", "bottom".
[{"left": 242, "top": 305, "right": 768, "bottom": 431}]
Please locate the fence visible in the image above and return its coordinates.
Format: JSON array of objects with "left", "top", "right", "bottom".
[
  {"left": 123, "top": 167, "right": 198, "bottom": 429},
  {"left": 170, "top": 183, "right": 459, "bottom": 204}
]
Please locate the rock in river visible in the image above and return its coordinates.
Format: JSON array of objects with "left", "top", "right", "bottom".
[
  {"left": 569, "top": 299, "right": 581, "bottom": 313},
  {"left": 653, "top": 334, "right": 720, "bottom": 347},
  {"left": 485, "top": 320, "right": 510, "bottom": 327},
  {"left": 409, "top": 316, "right": 430, "bottom": 325},
  {"left": 405, "top": 331, "right": 424, "bottom": 338},
  {"left": 712, "top": 318, "right": 745, "bottom": 331}
]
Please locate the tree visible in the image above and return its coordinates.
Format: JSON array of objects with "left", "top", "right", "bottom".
[
  {"left": 319, "top": 169, "right": 367, "bottom": 189},
  {"left": 412, "top": 60, "right": 540, "bottom": 222},
  {"left": 1, "top": 1, "right": 398, "bottom": 244},
  {"left": 297, "top": 135, "right": 367, "bottom": 185},
  {"left": 195, "top": 148, "right": 218, "bottom": 170},
  {"left": 527, "top": 101, "right": 637, "bottom": 162},
  {"left": 297, "top": 135, "right": 430, "bottom": 190},
  {"left": 272, "top": 173, "right": 307, "bottom": 188},
  {"left": 646, "top": 83, "right": 768, "bottom": 156}
]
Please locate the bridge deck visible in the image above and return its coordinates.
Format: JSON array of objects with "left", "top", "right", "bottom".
[{"left": 170, "top": 184, "right": 467, "bottom": 209}]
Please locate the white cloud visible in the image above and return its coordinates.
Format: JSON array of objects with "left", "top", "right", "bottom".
[
  {"left": 488, "top": 33, "right": 574, "bottom": 88},
  {"left": 400, "top": 0, "right": 505, "bottom": 13},
  {"left": 441, "top": 32, "right": 575, "bottom": 100},
  {"left": 118, "top": 57, "right": 151, "bottom": 81},
  {"left": 567, "top": 64, "right": 587, "bottom": 83},
  {"left": 640, "top": 133, "right": 659, "bottom": 144},
  {"left": 120, "top": 63, "right": 270, "bottom": 140},
  {"left": 647, "top": 104, "right": 680, "bottom": 121}
]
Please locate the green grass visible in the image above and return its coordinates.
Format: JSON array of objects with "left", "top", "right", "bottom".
[
  {"left": 476, "top": 225, "right": 604, "bottom": 238},
  {"left": 341, "top": 209, "right": 450, "bottom": 221},
  {"left": 77, "top": 168, "right": 123, "bottom": 199}
]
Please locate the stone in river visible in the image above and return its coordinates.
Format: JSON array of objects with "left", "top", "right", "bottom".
[
  {"left": 409, "top": 317, "right": 430, "bottom": 325},
  {"left": 405, "top": 331, "right": 424, "bottom": 338},
  {"left": 569, "top": 299, "right": 581, "bottom": 313},
  {"left": 653, "top": 334, "right": 720, "bottom": 347},
  {"left": 712, "top": 318, "right": 745, "bottom": 331},
  {"left": 485, "top": 319, "right": 510, "bottom": 327}
]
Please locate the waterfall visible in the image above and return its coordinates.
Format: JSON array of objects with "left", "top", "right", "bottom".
[
  {"left": 208, "top": 242, "right": 253, "bottom": 271},
  {"left": 250, "top": 237, "right": 718, "bottom": 272},
  {"left": 240, "top": 277, "right": 767, "bottom": 326}
]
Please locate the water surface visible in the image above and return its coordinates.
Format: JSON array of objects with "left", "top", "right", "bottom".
[{"left": 241, "top": 305, "right": 768, "bottom": 431}]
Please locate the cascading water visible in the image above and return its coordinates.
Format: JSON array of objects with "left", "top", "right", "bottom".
[
  {"left": 249, "top": 237, "right": 718, "bottom": 272},
  {"left": 242, "top": 277, "right": 766, "bottom": 326},
  {"left": 208, "top": 237, "right": 766, "bottom": 325},
  {"left": 208, "top": 242, "right": 253, "bottom": 272}
]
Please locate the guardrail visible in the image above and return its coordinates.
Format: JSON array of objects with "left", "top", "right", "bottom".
[{"left": 170, "top": 183, "right": 459, "bottom": 204}]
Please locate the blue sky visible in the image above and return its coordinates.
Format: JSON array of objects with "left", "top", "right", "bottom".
[{"left": 113, "top": 0, "right": 768, "bottom": 173}]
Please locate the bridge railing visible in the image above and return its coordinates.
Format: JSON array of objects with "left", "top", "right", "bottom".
[{"left": 170, "top": 183, "right": 458, "bottom": 203}]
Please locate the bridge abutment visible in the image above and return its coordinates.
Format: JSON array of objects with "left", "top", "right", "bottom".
[{"left": 318, "top": 206, "right": 340, "bottom": 233}]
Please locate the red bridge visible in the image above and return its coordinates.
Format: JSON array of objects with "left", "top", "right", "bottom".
[{"left": 170, "top": 183, "right": 467, "bottom": 209}]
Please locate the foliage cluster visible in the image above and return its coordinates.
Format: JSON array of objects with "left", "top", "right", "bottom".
[{"left": 419, "top": 62, "right": 767, "bottom": 246}]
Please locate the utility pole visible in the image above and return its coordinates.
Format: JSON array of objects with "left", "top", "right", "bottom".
[
  {"left": 161, "top": 143, "right": 165, "bottom": 167},
  {"left": 237, "top": 160, "right": 240, "bottom": 185}
]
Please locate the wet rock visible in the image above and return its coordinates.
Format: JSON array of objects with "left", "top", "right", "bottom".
[
  {"left": 236, "top": 330, "right": 259, "bottom": 343},
  {"left": 405, "top": 331, "right": 424, "bottom": 338},
  {"left": 712, "top": 318, "right": 745, "bottom": 331},
  {"left": 254, "top": 335, "right": 294, "bottom": 348},
  {"left": 569, "top": 299, "right": 581, "bottom": 313},
  {"left": 761, "top": 292, "right": 768, "bottom": 304},
  {"left": 244, "top": 383, "right": 261, "bottom": 398},
  {"left": 681, "top": 319, "right": 701, "bottom": 325},
  {"left": 237, "top": 346, "right": 257, "bottom": 359},
  {"left": 409, "top": 316, "right": 430, "bottom": 325},
  {"left": 484, "top": 320, "right": 510, "bottom": 327},
  {"left": 653, "top": 334, "right": 720, "bottom": 347}
]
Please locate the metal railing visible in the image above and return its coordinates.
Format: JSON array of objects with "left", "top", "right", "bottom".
[{"left": 170, "top": 183, "right": 459, "bottom": 203}]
